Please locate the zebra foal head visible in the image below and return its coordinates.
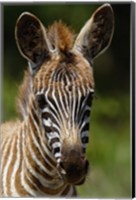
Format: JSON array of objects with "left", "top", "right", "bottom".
[{"left": 15, "top": 4, "right": 114, "bottom": 185}]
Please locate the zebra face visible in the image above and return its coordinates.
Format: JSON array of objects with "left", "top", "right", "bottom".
[
  {"left": 35, "top": 55, "right": 94, "bottom": 184},
  {"left": 36, "top": 88, "right": 94, "bottom": 185},
  {"left": 36, "top": 86, "right": 94, "bottom": 152}
]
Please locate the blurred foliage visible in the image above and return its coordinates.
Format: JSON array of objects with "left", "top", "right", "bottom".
[{"left": 2, "top": 2, "right": 131, "bottom": 198}]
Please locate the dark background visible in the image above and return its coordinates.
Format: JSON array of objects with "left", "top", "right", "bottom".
[{"left": 2, "top": 3, "right": 131, "bottom": 198}]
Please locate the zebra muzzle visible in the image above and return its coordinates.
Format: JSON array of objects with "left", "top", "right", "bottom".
[{"left": 57, "top": 149, "right": 89, "bottom": 185}]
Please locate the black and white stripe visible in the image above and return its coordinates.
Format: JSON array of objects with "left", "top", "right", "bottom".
[{"left": 36, "top": 68, "right": 94, "bottom": 161}]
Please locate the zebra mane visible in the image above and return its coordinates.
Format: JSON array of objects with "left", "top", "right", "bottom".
[
  {"left": 16, "top": 69, "right": 32, "bottom": 119},
  {"left": 47, "top": 21, "right": 75, "bottom": 53}
]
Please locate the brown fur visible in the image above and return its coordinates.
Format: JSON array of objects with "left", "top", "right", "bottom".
[
  {"left": 47, "top": 21, "right": 75, "bottom": 52},
  {"left": 0, "top": 120, "right": 21, "bottom": 140},
  {"left": 16, "top": 70, "right": 32, "bottom": 118}
]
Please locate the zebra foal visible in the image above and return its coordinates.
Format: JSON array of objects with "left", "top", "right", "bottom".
[{"left": 0, "top": 4, "right": 114, "bottom": 197}]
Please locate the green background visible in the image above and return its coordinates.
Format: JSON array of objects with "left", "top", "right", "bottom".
[{"left": 2, "top": 3, "right": 131, "bottom": 198}]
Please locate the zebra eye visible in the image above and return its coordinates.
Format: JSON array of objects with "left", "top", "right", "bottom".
[
  {"left": 82, "top": 136, "right": 89, "bottom": 144},
  {"left": 86, "top": 91, "right": 94, "bottom": 105},
  {"left": 36, "top": 94, "right": 46, "bottom": 109}
]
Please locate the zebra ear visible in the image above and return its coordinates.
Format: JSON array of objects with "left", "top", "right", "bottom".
[
  {"left": 15, "top": 12, "right": 53, "bottom": 73},
  {"left": 73, "top": 4, "right": 114, "bottom": 63}
]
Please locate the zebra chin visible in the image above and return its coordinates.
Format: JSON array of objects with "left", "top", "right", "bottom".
[{"left": 57, "top": 148, "right": 89, "bottom": 185}]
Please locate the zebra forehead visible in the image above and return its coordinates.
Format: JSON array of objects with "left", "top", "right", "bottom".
[{"left": 34, "top": 55, "right": 94, "bottom": 92}]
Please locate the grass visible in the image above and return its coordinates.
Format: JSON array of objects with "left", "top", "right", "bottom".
[
  {"left": 2, "top": 78, "right": 19, "bottom": 121},
  {"left": 2, "top": 78, "right": 131, "bottom": 198}
]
